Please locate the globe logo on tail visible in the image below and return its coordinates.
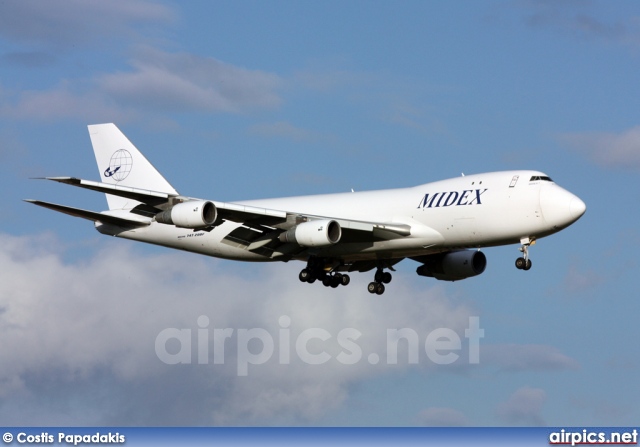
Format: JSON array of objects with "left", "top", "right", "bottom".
[{"left": 104, "top": 149, "right": 133, "bottom": 182}]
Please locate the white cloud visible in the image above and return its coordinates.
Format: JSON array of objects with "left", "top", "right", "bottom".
[
  {"left": 0, "top": 0, "right": 175, "bottom": 46},
  {"left": 0, "top": 231, "right": 475, "bottom": 425},
  {"left": 482, "top": 344, "right": 580, "bottom": 372},
  {"left": 0, "top": 48, "right": 283, "bottom": 124},
  {"left": 416, "top": 407, "right": 468, "bottom": 427},
  {"left": 520, "top": 1, "right": 640, "bottom": 46},
  {"left": 496, "top": 386, "right": 547, "bottom": 426},
  {"left": 386, "top": 99, "right": 449, "bottom": 135},
  {"left": 560, "top": 126, "right": 640, "bottom": 170},
  {"left": 0, "top": 82, "right": 135, "bottom": 123},
  {"left": 99, "top": 47, "right": 283, "bottom": 113},
  {"left": 0, "top": 1, "right": 280, "bottom": 123},
  {"left": 569, "top": 395, "right": 633, "bottom": 425},
  {"left": 560, "top": 265, "right": 606, "bottom": 295}
]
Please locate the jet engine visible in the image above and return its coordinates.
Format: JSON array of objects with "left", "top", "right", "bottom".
[
  {"left": 155, "top": 200, "right": 217, "bottom": 229},
  {"left": 416, "top": 250, "right": 486, "bottom": 281},
  {"left": 278, "top": 219, "right": 342, "bottom": 247}
]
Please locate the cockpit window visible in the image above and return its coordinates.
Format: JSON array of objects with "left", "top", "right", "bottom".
[{"left": 530, "top": 175, "right": 553, "bottom": 182}]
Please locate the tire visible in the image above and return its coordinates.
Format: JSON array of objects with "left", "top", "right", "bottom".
[
  {"left": 299, "top": 269, "right": 311, "bottom": 282},
  {"left": 367, "top": 282, "right": 377, "bottom": 294},
  {"left": 341, "top": 274, "right": 351, "bottom": 286},
  {"left": 375, "top": 283, "right": 385, "bottom": 295},
  {"left": 523, "top": 259, "right": 532, "bottom": 271},
  {"left": 515, "top": 257, "right": 526, "bottom": 269},
  {"left": 382, "top": 272, "right": 392, "bottom": 284}
]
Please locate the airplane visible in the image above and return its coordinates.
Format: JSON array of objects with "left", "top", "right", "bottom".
[{"left": 26, "top": 124, "right": 586, "bottom": 295}]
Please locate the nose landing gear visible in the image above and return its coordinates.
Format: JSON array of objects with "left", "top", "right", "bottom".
[{"left": 515, "top": 237, "right": 534, "bottom": 271}]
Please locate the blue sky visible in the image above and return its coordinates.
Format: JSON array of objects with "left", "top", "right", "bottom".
[{"left": 1, "top": 0, "right": 640, "bottom": 426}]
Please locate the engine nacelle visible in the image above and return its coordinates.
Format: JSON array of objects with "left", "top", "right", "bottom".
[
  {"left": 155, "top": 200, "right": 217, "bottom": 229},
  {"left": 278, "top": 219, "right": 342, "bottom": 247},
  {"left": 416, "top": 250, "right": 486, "bottom": 281}
]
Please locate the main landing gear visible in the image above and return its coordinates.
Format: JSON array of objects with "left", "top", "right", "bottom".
[
  {"left": 515, "top": 237, "right": 534, "bottom": 271},
  {"left": 298, "top": 261, "right": 350, "bottom": 289},
  {"left": 367, "top": 268, "right": 392, "bottom": 295},
  {"left": 298, "top": 258, "right": 393, "bottom": 294}
]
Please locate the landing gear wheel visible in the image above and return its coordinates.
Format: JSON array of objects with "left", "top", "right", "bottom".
[
  {"left": 330, "top": 276, "right": 340, "bottom": 288},
  {"left": 340, "top": 274, "right": 351, "bottom": 286},
  {"left": 322, "top": 276, "right": 332, "bottom": 287},
  {"left": 374, "top": 269, "right": 392, "bottom": 285},
  {"left": 367, "top": 282, "right": 378, "bottom": 294},
  {"left": 515, "top": 238, "right": 534, "bottom": 271},
  {"left": 299, "top": 269, "right": 312, "bottom": 282},
  {"left": 375, "top": 283, "right": 385, "bottom": 295}
]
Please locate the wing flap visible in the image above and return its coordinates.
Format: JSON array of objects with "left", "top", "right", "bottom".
[
  {"left": 214, "top": 201, "right": 287, "bottom": 226},
  {"left": 302, "top": 217, "right": 411, "bottom": 238}
]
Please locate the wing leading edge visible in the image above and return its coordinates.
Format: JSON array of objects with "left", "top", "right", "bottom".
[{"left": 35, "top": 177, "right": 416, "bottom": 240}]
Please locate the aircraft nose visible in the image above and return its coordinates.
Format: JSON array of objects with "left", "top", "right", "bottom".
[
  {"left": 539, "top": 185, "right": 586, "bottom": 229},
  {"left": 570, "top": 196, "right": 587, "bottom": 220}
]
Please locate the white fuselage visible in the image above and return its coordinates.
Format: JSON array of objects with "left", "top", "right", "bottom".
[{"left": 100, "top": 170, "right": 585, "bottom": 263}]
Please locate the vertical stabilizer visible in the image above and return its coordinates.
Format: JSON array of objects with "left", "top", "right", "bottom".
[{"left": 88, "top": 123, "right": 178, "bottom": 210}]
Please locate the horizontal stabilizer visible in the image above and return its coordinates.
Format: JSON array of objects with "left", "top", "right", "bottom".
[
  {"left": 24, "top": 200, "right": 150, "bottom": 228},
  {"left": 42, "top": 177, "right": 172, "bottom": 207}
]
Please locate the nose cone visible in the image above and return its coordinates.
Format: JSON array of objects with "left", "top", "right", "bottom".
[
  {"left": 540, "top": 185, "right": 586, "bottom": 230},
  {"left": 570, "top": 196, "right": 587, "bottom": 220}
]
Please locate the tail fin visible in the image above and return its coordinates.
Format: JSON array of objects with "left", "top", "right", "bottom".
[{"left": 88, "top": 123, "right": 178, "bottom": 210}]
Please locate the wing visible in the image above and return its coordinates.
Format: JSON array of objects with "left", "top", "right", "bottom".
[
  {"left": 41, "top": 176, "right": 288, "bottom": 223},
  {"left": 35, "top": 177, "right": 421, "bottom": 259}
]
